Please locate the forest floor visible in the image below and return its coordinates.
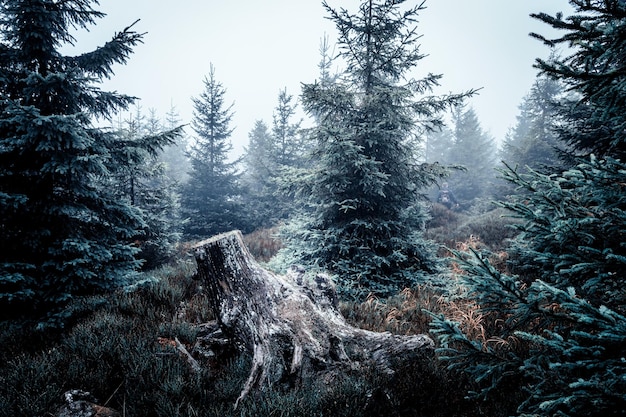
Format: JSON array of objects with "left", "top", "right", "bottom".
[{"left": 0, "top": 203, "right": 521, "bottom": 417}]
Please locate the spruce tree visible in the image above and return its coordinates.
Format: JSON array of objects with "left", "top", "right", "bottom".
[
  {"left": 317, "top": 34, "right": 338, "bottom": 87},
  {"left": 531, "top": 1, "right": 626, "bottom": 159},
  {"left": 499, "top": 74, "right": 565, "bottom": 173},
  {"left": 240, "top": 119, "right": 278, "bottom": 230},
  {"left": 430, "top": 157, "right": 626, "bottom": 416},
  {"left": 423, "top": 125, "right": 454, "bottom": 166},
  {"left": 430, "top": 2, "right": 626, "bottom": 415},
  {"left": 240, "top": 89, "right": 308, "bottom": 230},
  {"left": 270, "top": 88, "right": 304, "bottom": 169},
  {"left": 0, "top": 0, "right": 174, "bottom": 325},
  {"left": 110, "top": 107, "right": 183, "bottom": 270},
  {"left": 446, "top": 104, "right": 496, "bottom": 204},
  {"left": 181, "top": 64, "right": 244, "bottom": 239},
  {"left": 159, "top": 103, "right": 190, "bottom": 184},
  {"left": 279, "top": 0, "right": 470, "bottom": 298}
]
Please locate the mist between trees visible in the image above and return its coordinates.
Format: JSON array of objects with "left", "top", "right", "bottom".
[{"left": 1, "top": 1, "right": 625, "bottom": 416}]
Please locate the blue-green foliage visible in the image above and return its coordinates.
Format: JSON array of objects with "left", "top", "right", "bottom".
[
  {"left": 430, "top": 2, "right": 626, "bottom": 415},
  {"left": 0, "top": 0, "right": 173, "bottom": 326},
  {"left": 502, "top": 157, "right": 626, "bottom": 308},
  {"left": 430, "top": 246, "right": 626, "bottom": 416},
  {"left": 181, "top": 65, "right": 246, "bottom": 240},
  {"left": 240, "top": 89, "right": 308, "bottom": 230},
  {"left": 432, "top": 135, "right": 626, "bottom": 417},
  {"left": 109, "top": 108, "right": 184, "bottom": 270},
  {"left": 278, "top": 0, "right": 471, "bottom": 298}
]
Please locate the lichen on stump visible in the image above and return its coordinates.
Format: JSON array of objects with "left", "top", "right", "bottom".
[{"left": 193, "top": 230, "right": 434, "bottom": 408}]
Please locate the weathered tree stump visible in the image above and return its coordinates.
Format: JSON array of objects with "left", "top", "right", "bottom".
[{"left": 193, "top": 230, "right": 434, "bottom": 407}]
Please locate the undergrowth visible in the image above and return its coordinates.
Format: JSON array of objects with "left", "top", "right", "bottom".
[{"left": 0, "top": 215, "right": 520, "bottom": 417}]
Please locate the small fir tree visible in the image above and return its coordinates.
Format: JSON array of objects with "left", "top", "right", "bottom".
[
  {"left": 240, "top": 119, "right": 279, "bottom": 230},
  {"left": 266, "top": 88, "right": 306, "bottom": 220},
  {"left": 181, "top": 64, "right": 244, "bottom": 239},
  {"left": 240, "top": 89, "right": 308, "bottom": 230},
  {"left": 318, "top": 34, "right": 338, "bottom": 85},
  {"left": 423, "top": 125, "right": 454, "bottom": 166},
  {"left": 270, "top": 88, "right": 304, "bottom": 169},
  {"left": 159, "top": 103, "right": 190, "bottom": 184},
  {"left": 278, "top": 0, "right": 471, "bottom": 298}
]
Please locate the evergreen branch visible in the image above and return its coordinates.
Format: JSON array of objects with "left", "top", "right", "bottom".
[{"left": 70, "top": 19, "right": 145, "bottom": 79}]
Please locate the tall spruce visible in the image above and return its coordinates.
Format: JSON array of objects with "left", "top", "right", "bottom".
[
  {"left": 181, "top": 64, "right": 244, "bottom": 239},
  {"left": 279, "top": 0, "right": 470, "bottom": 298},
  {"left": 430, "top": 2, "right": 626, "bottom": 415},
  {"left": 0, "top": 0, "right": 177, "bottom": 325}
]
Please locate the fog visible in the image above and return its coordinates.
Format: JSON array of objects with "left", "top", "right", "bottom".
[{"left": 69, "top": 0, "right": 572, "bottom": 151}]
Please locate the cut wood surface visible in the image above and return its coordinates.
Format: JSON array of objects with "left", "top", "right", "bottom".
[{"left": 193, "top": 230, "right": 434, "bottom": 408}]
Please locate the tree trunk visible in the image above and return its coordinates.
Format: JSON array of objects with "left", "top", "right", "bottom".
[{"left": 193, "top": 230, "right": 434, "bottom": 408}]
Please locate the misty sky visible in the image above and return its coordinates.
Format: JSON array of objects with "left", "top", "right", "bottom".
[{"left": 71, "top": 0, "right": 573, "bottom": 154}]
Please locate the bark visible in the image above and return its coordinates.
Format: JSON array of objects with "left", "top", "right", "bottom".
[{"left": 193, "top": 230, "right": 434, "bottom": 408}]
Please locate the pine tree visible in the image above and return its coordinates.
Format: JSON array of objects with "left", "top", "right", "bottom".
[
  {"left": 0, "top": 0, "right": 175, "bottom": 325},
  {"left": 531, "top": 1, "right": 626, "bottom": 159},
  {"left": 159, "top": 103, "right": 190, "bottom": 184},
  {"left": 240, "top": 119, "right": 279, "bottom": 230},
  {"left": 446, "top": 104, "right": 496, "bottom": 204},
  {"left": 430, "top": 2, "right": 626, "bottom": 415},
  {"left": 270, "top": 88, "right": 304, "bottom": 169},
  {"left": 110, "top": 107, "right": 183, "bottom": 270},
  {"left": 181, "top": 64, "right": 244, "bottom": 239},
  {"left": 499, "top": 74, "right": 565, "bottom": 173},
  {"left": 278, "top": 0, "right": 471, "bottom": 298}
]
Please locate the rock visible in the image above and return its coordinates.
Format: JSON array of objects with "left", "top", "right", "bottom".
[{"left": 55, "top": 390, "right": 120, "bottom": 417}]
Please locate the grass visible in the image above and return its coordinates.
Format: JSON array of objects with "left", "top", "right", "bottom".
[{"left": 0, "top": 207, "right": 521, "bottom": 417}]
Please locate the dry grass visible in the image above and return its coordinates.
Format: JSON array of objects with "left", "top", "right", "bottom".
[
  {"left": 341, "top": 283, "right": 489, "bottom": 345},
  {"left": 243, "top": 227, "right": 283, "bottom": 263}
]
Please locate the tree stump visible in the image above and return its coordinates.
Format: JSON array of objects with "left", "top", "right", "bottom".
[{"left": 193, "top": 230, "right": 434, "bottom": 407}]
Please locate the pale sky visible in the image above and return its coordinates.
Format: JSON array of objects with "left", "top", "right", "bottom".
[{"left": 71, "top": 0, "right": 573, "bottom": 154}]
